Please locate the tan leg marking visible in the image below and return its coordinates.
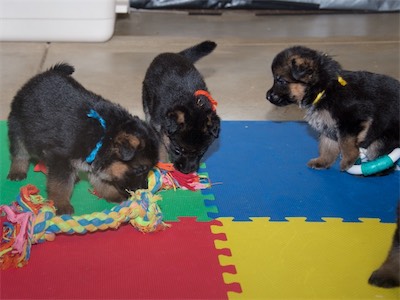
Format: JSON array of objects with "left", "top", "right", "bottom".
[
  {"left": 89, "top": 174, "right": 124, "bottom": 203},
  {"left": 307, "top": 135, "right": 340, "bottom": 169},
  {"left": 357, "top": 119, "right": 372, "bottom": 144},
  {"left": 7, "top": 158, "right": 30, "bottom": 181},
  {"left": 339, "top": 135, "right": 360, "bottom": 171},
  {"left": 47, "top": 176, "right": 75, "bottom": 215}
]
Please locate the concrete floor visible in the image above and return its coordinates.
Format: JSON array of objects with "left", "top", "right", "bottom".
[{"left": 0, "top": 10, "right": 399, "bottom": 121}]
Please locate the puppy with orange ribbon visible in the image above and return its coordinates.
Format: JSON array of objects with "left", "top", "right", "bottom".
[{"left": 142, "top": 41, "right": 220, "bottom": 174}]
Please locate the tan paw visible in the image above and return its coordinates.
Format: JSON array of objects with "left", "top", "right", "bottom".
[
  {"left": 55, "top": 203, "right": 74, "bottom": 215},
  {"left": 307, "top": 157, "right": 331, "bottom": 170},
  {"left": 340, "top": 158, "right": 357, "bottom": 171}
]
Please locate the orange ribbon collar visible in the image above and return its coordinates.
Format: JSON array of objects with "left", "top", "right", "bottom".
[{"left": 194, "top": 90, "right": 218, "bottom": 111}]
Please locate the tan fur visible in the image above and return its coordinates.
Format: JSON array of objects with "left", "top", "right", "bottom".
[
  {"left": 47, "top": 176, "right": 75, "bottom": 214},
  {"left": 357, "top": 119, "right": 372, "bottom": 144},
  {"left": 290, "top": 55, "right": 314, "bottom": 82},
  {"left": 8, "top": 158, "right": 30, "bottom": 180},
  {"left": 357, "top": 119, "right": 384, "bottom": 160},
  {"left": 176, "top": 110, "right": 185, "bottom": 125},
  {"left": 366, "top": 140, "right": 384, "bottom": 160},
  {"left": 289, "top": 83, "right": 306, "bottom": 103},
  {"left": 89, "top": 174, "right": 123, "bottom": 202},
  {"left": 158, "top": 133, "right": 170, "bottom": 162},
  {"left": 107, "top": 161, "right": 129, "bottom": 179},
  {"left": 307, "top": 135, "right": 340, "bottom": 169},
  {"left": 7, "top": 137, "right": 30, "bottom": 180},
  {"left": 291, "top": 55, "right": 306, "bottom": 66},
  {"left": 116, "top": 132, "right": 141, "bottom": 149},
  {"left": 339, "top": 135, "right": 360, "bottom": 171}
]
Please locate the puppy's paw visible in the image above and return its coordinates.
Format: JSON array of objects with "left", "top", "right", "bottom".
[
  {"left": 307, "top": 158, "right": 331, "bottom": 170},
  {"left": 7, "top": 171, "right": 27, "bottom": 181},
  {"left": 340, "top": 159, "right": 356, "bottom": 171},
  {"left": 369, "top": 268, "right": 400, "bottom": 288},
  {"left": 55, "top": 203, "right": 74, "bottom": 215}
]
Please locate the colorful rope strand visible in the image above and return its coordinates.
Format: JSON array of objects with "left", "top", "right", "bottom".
[{"left": 0, "top": 164, "right": 209, "bottom": 269}]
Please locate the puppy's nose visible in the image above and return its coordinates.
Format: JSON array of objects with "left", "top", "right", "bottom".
[
  {"left": 266, "top": 90, "right": 275, "bottom": 101},
  {"left": 175, "top": 161, "right": 197, "bottom": 174}
]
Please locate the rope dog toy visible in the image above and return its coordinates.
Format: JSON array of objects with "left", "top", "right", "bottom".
[
  {"left": 0, "top": 164, "right": 209, "bottom": 269},
  {"left": 347, "top": 148, "right": 400, "bottom": 176}
]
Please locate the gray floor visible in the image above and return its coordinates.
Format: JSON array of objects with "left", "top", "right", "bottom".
[{"left": 0, "top": 10, "right": 399, "bottom": 121}]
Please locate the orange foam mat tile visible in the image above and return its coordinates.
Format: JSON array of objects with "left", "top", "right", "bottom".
[{"left": 211, "top": 217, "right": 399, "bottom": 299}]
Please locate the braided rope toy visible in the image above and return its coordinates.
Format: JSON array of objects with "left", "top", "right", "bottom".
[{"left": 0, "top": 163, "right": 210, "bottom": 269}]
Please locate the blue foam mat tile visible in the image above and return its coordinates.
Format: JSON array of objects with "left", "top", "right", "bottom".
[{"left": 204, "top": 121, "right": 399, "bottom": 222}]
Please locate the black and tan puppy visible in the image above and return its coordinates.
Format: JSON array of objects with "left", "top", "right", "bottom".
[
  {"left": 368, "top": 204, "right": 400, "bottom": 288},
  {"left": 266, "top": 46, "right": 400, "bottom": 172},
  {"left": 142, "top": 41, "right": 220, "bottom": 174},
  {"left": 7, "top": 63, "right": 159, "bottom": 215}
]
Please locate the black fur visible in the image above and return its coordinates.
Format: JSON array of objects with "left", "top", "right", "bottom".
[
  {"left": 7, "top": 63, "right": 159, "bottom": 215},
  {"left": 266, "top": 46, "right": 400, "bottom": 172},
  {"left": 142, "top": 41, "right": 220, "bottom": 173},
  {"left": 369, "top": 205, "right": 400, "bottom": 288}
]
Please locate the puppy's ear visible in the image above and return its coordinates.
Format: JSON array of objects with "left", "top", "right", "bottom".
[
  {"left": 205, "top": 114, "right": 220, "bottom": 138},
  {"left": 166, "top": 110, "right": 185, "bottom": 135},
  {"left": 290, "top": 57, "right": 315, "bottom": 83},
  {"left": 113, "top": 132, "right": 143, "bottom": 161}
]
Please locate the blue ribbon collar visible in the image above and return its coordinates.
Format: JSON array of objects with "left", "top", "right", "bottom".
[{"left": 86, "top": 109, "right": 106, "bottom": 163}]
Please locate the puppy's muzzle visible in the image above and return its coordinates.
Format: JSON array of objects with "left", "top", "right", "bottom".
[
  {"left": 266, "top": 89, "right": 292, "bottom": 107},
  {"left": 174, "top": 157, "right": 200, "bottom": 174}
]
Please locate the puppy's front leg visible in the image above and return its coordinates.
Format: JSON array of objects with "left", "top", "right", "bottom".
[
  {"left": 7, "top": 137, "right": 30, "bottom": 181},
  {"left": 47, "top": 161, "right": 76, "bottom": 215},
  {"left": 159, "top": 134, "right": 170, "bottom": 162},
  {"left": 307, "top": 135, "right": 340, "bottom": 169},
  {"left": 369, "top": 208, "right": 400, "bottom": 288},
  {"left": 338, "top": 135, "right": 360, "bottom": 171},
  {"left": 369, "top": 239, "right": 400, "bottom": 287}
]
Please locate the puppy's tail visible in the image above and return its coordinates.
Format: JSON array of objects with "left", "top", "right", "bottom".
[
  {"left": 179, "top": 40, "right": 217, "bottom": 63},
  {"left": 48, "top": 63, "right": 75, "bottom": 76}
]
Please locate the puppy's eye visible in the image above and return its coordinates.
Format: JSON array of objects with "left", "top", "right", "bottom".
[
  {"left": 133, "top": 165, "right": 149, "bottom": 175},
  {"left": 276, "top": 77, "right": 287, "bottom": 85},
  {"left": 197, "top": 98, "right": 204, "bottom": 107},
  {"left": 174, "top": 148, "right": 182, "bottom": 155}
]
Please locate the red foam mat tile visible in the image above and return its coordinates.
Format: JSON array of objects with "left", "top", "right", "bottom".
[{"left": 1, "top": 218, "right": 230, "bottom": 299}]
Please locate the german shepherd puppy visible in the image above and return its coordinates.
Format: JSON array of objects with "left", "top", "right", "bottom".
[
  {"left": 7, "top": 63, "right": 159, "bottom": 215},
  {"left": 266, "top": 46, "right": 400, "bottom": 172},
  {"left": 142, "top": 41, "right": 220, "bottom": 174},
  {"left": 369, "top": 205, "right": 400, "bottom": 288}
]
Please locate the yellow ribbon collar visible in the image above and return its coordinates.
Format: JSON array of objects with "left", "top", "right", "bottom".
[{"left": 312, "top": 76, "right": 347, "bottom": 106}]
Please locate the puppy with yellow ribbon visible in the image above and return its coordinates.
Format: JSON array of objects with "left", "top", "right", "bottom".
[{"left": 266, "top": 46, "right": 400, "bottom": 173}]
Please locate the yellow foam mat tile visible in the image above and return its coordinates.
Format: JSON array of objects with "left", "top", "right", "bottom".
[{"left": 211, "top": 217, "right": 399, "bottom": 299}]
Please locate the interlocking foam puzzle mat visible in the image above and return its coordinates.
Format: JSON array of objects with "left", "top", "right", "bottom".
[{"left": 1, "top": 120, "right": 399, "bottom": 299}]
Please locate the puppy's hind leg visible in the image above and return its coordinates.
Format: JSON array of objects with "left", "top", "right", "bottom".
[
  {"left": 338, "top": 135, "right": 360, "bottom": 171},
  {"left": 7, "top": 116, "right": 30, "bottom": 180},
  {"left": 47, "top": 160, "right": 77, "bottom": 215},
  {"left": 142, "top": 84, "right": 153, "bottom": 123},
  {"left": 307, "top": 135, "right": 340, "bottom": 169}
]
